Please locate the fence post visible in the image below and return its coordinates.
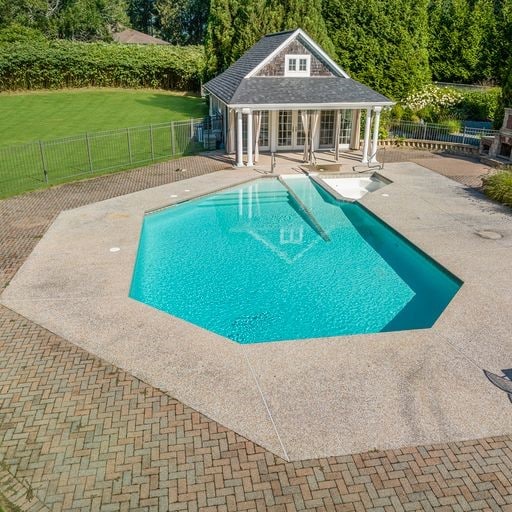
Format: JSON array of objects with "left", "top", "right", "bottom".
[
  {"left": 38, "top": 140, "right": 49, "bottom": 183},
  {"left": 462, "top": 126, "right": 467, "bottom": 145},
  {"left": 422, "top": 123, "right": 427, "bottom": 140},
  {"left": 127, "top": 128, "right": 133, "bottom": 163},
  {"left": 190, "top": 118, "right": 194, "bottom": 139},
  {"left": 85, "top": 133, "right": 93, "bottom": 173},
  {"left": 149, "top": 124, "right": 155, "bottom": 160},
  {"left": 170, "top": 122, "right": 176, "bottom": 155}
]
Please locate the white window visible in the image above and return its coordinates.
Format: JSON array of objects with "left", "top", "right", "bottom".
[{"left": 285, "top": 55, "right": 310, "bottom": 77}]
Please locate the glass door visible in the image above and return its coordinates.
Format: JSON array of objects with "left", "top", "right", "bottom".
[
  {"left": 277, "top": 111, "right": 305, "bottom": 150},
  {"left": 277, "top": 111, "right": 293, "bottom": 148}
]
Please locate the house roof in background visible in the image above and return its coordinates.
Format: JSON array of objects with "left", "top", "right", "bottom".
[
  {"left": 204, "top": 29, "right": 393, "bottom": 107},
  {"left": 113, "top": 28, "right": 169, "bottom": 45}
]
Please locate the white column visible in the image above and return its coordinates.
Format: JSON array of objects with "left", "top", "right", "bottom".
[
  {"left": 236, "top": 109, "right": 244, "bottom": 167},
  {"left": 246, "top": 110, "right": 254, "bottom": 167},
  {"left": 361, "top": 107, "right": 372, "bottom": 163},
  {"left": 370, "top": 106, "right": 382, "bottom": 163}
]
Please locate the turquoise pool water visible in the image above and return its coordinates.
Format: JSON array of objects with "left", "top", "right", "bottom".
[{"left": 130, "top": 176, "right": 461, "bottom": 343}]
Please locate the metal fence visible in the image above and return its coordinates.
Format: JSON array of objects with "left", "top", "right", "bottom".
[
  {"left": 386, "top": 120, "right": 498, "bottom": 147},
  {"left": 0, "top": 116, "right": 223, "bottom": 198}
]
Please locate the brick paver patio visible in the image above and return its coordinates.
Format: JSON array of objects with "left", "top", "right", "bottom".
[{"left": 1, "top": 152, "right": 512, "bottom": 511}]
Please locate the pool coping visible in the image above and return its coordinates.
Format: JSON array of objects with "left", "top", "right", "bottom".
[{"left": 2, "top": 163, "right": 512, "bottom": 461}]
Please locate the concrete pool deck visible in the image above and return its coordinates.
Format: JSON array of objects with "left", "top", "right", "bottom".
[{"left": 2, "top": 161, "right": 512, "bottom": 462}]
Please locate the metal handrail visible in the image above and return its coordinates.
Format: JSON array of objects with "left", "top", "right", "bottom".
[{"left": 352, "top": 148, "right": 384, "bottom": 173}]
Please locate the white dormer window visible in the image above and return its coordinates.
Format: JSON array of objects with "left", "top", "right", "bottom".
[{"left": 285, "top": 55, "right": 310, "bottom": 77}]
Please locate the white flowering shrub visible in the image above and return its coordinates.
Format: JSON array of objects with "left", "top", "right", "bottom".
[{"left": 403, "top": 85, "right": 463, "bottom": 122}]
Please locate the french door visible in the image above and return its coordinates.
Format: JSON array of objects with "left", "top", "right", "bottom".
[{"left": 277, "top": 111, "right": 305, "bottom": 150}]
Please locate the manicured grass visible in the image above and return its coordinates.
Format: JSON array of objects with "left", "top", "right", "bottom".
[
  {"left": 0, "top": 88, "right": 211, "bottom": 198},
  {"left": 0, "top": 88, "right": 207, "bottom": 146}
]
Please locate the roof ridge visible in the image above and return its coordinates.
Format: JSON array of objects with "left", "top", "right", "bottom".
[{"left": 263, "top": 29, "right": 299, "bottom": 38}]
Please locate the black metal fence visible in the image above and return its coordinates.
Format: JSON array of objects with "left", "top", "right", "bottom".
[{"left": 0, "top": 115, "right": 223, "bottom": 198}]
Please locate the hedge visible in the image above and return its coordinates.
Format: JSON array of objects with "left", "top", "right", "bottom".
[{"left": 0, "top": 40, "right": 205, "bottom": 91}]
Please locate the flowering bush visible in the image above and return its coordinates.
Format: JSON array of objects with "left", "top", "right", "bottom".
[{"left": 403, "top": 85, "right": 462, "bottom": 121}]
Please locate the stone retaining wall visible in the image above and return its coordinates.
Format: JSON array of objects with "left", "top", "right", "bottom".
[{"left": 378, "top": 138, "right": 479, "bottom": 155}]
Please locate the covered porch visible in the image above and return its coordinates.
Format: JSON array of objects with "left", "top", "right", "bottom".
[{"left": 218, "top": 105, "right": 384, "bottom": 167}]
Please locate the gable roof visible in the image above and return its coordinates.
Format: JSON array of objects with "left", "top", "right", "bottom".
[
  {"left": 204, "top": 29, "right": 393, "bottom": 107},
  {"left": 204, "top": 30, "right": 296, "bottom": 104},
  {"left": 113, "top": 28, "right": 169, "bottom": 45}
]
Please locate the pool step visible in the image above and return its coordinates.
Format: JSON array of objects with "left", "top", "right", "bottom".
[
  {"left": 278, "top": 176, "right": 331, "bottom": 242},
  {"left": 199, "top": 191, "right": 290, "bottom": 208}
]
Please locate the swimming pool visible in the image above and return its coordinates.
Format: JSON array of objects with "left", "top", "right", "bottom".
[{"left": 130, "top": 176, "right": 461, "bottom": 343}]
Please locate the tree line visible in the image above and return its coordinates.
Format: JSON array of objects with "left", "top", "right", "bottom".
[{"left": 0, "top": 0, "right": 511, "bottom": 100}]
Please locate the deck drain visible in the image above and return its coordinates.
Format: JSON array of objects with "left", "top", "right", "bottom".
[{"left": 475, "top": 230, "right": 502, "bottom": 240}]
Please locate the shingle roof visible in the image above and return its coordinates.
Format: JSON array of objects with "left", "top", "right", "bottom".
[
  {"left": 203, "top": 30, "right": 393, "bottom": 107},
  {"left": 229, "top": 77, "right": 393, "bottom": 106},
  {"left": 113, "top": 28, "right": 169, "bottom": 45},
  {"left": 203, "top": 30, "right": 295, "bottom": 103}
]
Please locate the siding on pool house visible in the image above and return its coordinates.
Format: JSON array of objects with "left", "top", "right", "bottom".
[{"left": 203, "top": 28, "right": 394, "bottom": 167}]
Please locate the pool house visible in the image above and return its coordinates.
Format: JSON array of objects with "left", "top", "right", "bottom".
[{"left": 203, "top": 29, "right": 394, "bottom": 166}]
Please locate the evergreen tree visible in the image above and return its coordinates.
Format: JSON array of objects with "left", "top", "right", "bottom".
[
  {"left": 495, "top": 57, "right": 512, "bottom": 127},
  {"left": 502, "top": 59, "right": 512, "bottom": 108},
  {"left": 469, "top": 0, "right": 498, "bottom": 82},
  {"left": 323, "top": 0, "right": 431, "bottom": 99},
  {"left": 204, "top": 0, "right": 238, "bottom": 77},
  {"left": 156, "top": 0, "right": 210, "bottom": 45},
  {"left": 274, "top": 0, "right": 335, "bottom": 56},
  {"left": 127, "top": 0, "right": 157, "bottom": 34},
  {"left": 204, "top": 0, "right": 334, "bottom": 77},
  {"left": 59, "top": 0, "right": 128, "bottom": 40},
  {"left": 428, "top": 0, "right": 485, "bottom": 82},
  {"left": 495, "top": 0, "right": 512, "bottom": 80}
]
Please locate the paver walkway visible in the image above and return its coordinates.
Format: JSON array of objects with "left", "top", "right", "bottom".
[{"left": 1, "top": 152, "right": 512, "bottom": 511}]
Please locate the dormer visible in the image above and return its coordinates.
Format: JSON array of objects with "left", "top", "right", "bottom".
[{"left": 285, "top": 55, "right": 310, "bottom": 77}]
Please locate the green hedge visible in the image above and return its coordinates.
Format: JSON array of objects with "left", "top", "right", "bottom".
[
  {"left": 455, "top": 89, "right": 501, "bottom": 122},
  {"left": 0, "top": 40, "right": 205, "bottom": 91}
]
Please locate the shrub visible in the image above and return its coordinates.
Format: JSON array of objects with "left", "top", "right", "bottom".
[
  {"left": 0, "top": 23, "right": 47, "bottom": 43},
  {"left": 404, "top": 84, "right": 462, "bottom": 122},
  {"left": 0, "top": 40, "right": 205, "bottom": 92},
  {"left": 455, "top": 88, "right": 501, "bottom": 121},
  {"left": 401, "top": 84, "right": 501, "bottom": 123},
  {"left": 439, "top": 119, "right": 462, "bottom": 134},
  {"left": 482, "top": 171, "right": 512, "bottom": 206}
]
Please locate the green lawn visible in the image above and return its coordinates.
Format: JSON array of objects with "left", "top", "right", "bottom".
[
  {"left": 0, "top": 88, "right": 211, "bottom": 198},
  {"left": 0, "top": 88, "right": 207, "bottom": 146}
]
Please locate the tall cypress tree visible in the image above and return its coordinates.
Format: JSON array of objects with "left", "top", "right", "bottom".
[
  {"left": 276, "top": 0, "right": 335, "bottom": 56},
  {"left": 204, "top": 0, "right": 334, "bottom": 77},
  {"left": 204, "top": 0, "right": 238, "bottom": 77},
  {"left": 495, "top": 57, "right": 512, "bottom": 127},
  {"left": 322, "top": 0, "right": 431, "bottom": 99},
  {"left": 156, "top": 0, "right": 210, "bottom": 45},
  {"left": 428, "top": 0, "right": 488, "bottom": 82},
  {"left": 127, "top": 0, "right": 157, "bottom": 34}
]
